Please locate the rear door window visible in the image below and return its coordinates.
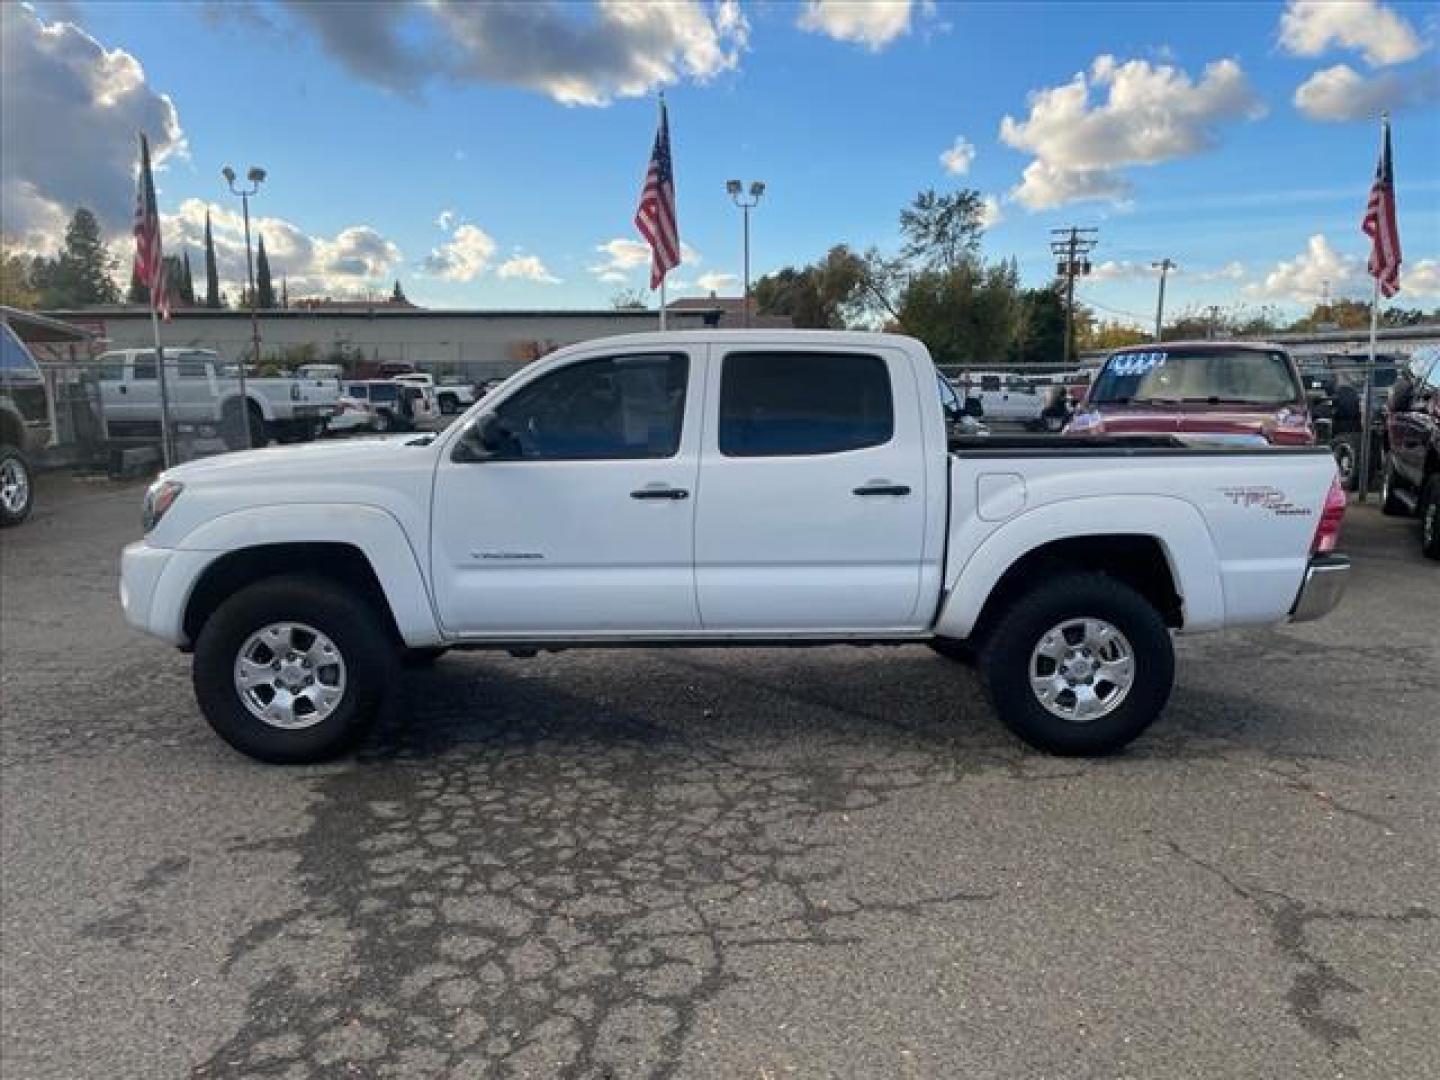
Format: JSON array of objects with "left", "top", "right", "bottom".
[
  {"left": 0, "top": 326, "right": 41, "bottom": 381},
  {"left": 719, "top": 351, "right": 893, "bottom": 457}
]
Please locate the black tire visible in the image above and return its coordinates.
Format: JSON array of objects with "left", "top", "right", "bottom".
[
  {"left": 1331, "top": 433, "right": 1361, "bottom": 491},
  {"left": 928, "top": 638, "right": 974, "bottom": 663},
  {"left": 1421, "top": 475, "right": 1440, "bottom": 561},
  {"left": 0, "top": 443, "right": 34, "bottom": 527},
  {"left": 192, "top": 575, "right": 398, "bottom": 763},
  {"left": 1380, "top": 454, "right": 1409, "bottom": 516},
  {"left": 979, "top": 573, "right": 1174, "bottom": 756},
  {"left": 402, "top": 646, "right": 450, "bottom": 667}
]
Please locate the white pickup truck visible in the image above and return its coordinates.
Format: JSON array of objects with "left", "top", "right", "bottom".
[
  {"left": 98, "top": 348, "right": 339, "bottom": 447},
  {"left": 120, "top": 331, "right": 1350, "bottom": 764}
]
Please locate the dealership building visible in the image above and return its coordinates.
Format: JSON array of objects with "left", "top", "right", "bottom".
[{"left": 38, "top": 304, "right": 733, "bottom": 382}]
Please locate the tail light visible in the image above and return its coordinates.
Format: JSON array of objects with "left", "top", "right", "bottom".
[{"left": 1312, "top": 475, "right": 1347, "bottom": 554}]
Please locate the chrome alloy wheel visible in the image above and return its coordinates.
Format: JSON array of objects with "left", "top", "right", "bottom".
[
  {"left": 234, "top": 622, "right": 346, "bottom": 729},
  {"left": 1028, "top": 617, "right": 1135, "bottom": 723},
  {"left": 0, "top": 456, "right": 29, "bottom": 515}
]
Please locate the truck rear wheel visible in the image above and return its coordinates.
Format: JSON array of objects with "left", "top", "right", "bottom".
[
  {"left": 1380, "top": 454, "right": 1409, "bottom": 516},
  {"left": 1421, "top": 475, "right": 1440, "bottom": 560},
  {"left": 192, "top": 575, "right": 398, "bottom": 763},
  {"left": 979, "top": 573, "right": 1173, "bottom": 756}
]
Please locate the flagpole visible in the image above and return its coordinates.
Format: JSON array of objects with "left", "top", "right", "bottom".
[
  {"left": 150, "top": 291, "right": 175, "bottom": 469},
  {"left": 658, "top": 92, "right": 667, "bottom": 332},
  {"left": 1357, "top": 112, "right": 1388, "bottom": 505}
]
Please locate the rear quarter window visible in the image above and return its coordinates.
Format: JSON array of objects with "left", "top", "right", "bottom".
[{"left": 719, "top": 351, "right": 893, "bottom": 457}]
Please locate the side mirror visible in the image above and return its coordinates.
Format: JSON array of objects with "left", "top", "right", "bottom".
[{"left": 453, "top": 412, "right": 523, "bottom": 462}]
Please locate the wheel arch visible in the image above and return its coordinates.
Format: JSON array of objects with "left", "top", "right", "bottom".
[
  {"left": 170, "top": 504, "right": 442, "bottom": 648},
  {"left": 936, "top": 497, "right": 1222, "bottom": 642}
]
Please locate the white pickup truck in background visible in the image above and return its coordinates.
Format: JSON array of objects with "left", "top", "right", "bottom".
[
  {"left": 98, "top": 348, "right": 339, "bottom": 447},
  {"left": 120, "top": 330, "right": 1349, "bottom": 764}
]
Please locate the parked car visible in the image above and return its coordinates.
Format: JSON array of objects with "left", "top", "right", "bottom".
[
  {"left": 1, "top": 323, "right": 51, "bottom": 526},
  {"left": 342, "top": 380, "right": 428, "bottom": 432},
  {"left": 1066, "top": 342, "right": 1315, "bottom": 446},
  {"left": 96, "top": 349, "right": 339, "bottom": 448},
  {"left": 958, "top": 372, "right": 1048, "bottom": 428},
  {"left": 1380, "top": 345, "right": 1440, "bottom": 559},
  {"left": 1321, "top": 356, "right": 1400, "bottom": 490},
  {"left": 324, "top": 394, "right": 379, "bottom": 435},
  {"left": 391, "top": 373, "right": 440, "bottom": 422},
  {"left": 937, "top": 373, "right": 987, "bottom": 439},
  {"left": 121, "top": 330, "right": 1348, "bottom": 764},
  {"left": 434, "top": 377, "right": 478, "bottom": 415}
]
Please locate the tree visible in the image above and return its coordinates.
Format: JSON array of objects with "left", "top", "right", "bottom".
[
  {"left": 181, "top": 251, "right": 196, "bottom": 305},
  {"left": 390, "top": 279, "right": 407, "bottom": 303},
  {"left": 0, "top": 248, "right": 40, "bottom": 309},
  {"left": 203, "top": 210, "right": 221, "bottom": 308},
  {"left": 1011, "top": 287, "right": 1071, "bottom": 364},
  {"left": 127, "top": 263, "right": 148, "bottom": 305},
  {"left": 895, "top": 260, "right": 1024, "bottom": 366},
  {"left": 898, "top": 188, "right": 987, "bottom": 271},
  {"left": 753, "top": 245, "right": 868, "bottom": 328},
  {"left": 1078, "top": 318, "right": 1148, "bottom": 352},
  {"left": 38, "top": 208, "right": 121, "bottom": 308},
  {"left": 610, "top": 288, "right": 649, "bottom": 310},
  {"left": 255, "top": 234, "right": 275, "bottom": 309}
]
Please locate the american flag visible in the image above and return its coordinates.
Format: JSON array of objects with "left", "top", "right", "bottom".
[
  {"left": 1361, "top": 117, "right": 1401, "bottom": 299},
  {"left": 634, "top": 99, "right": 679, "bottom": 290},
  {"left": 132, "top": 132, "right": 170, "bottom": 319}
]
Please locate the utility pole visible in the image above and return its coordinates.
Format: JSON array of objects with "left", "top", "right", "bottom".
[
  {"left": 1050, "top": 227, "right": 1098, "bottom": 365},
  {"left": 1151, "top": 258, "right": 1176, "bottom": 342}
]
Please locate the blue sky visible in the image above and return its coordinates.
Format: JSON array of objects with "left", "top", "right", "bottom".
[{"left": 6, "top": 1, "right": 1438, "bottom": 323}]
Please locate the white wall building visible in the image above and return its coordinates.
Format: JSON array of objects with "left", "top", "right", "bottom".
[{"left": 42, "top": 307, "right": 719, "bottom": 381}]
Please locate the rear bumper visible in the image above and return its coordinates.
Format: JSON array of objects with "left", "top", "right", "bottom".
[{"left": 1289, "top": 554, "right": 1351, "bottom": 623}]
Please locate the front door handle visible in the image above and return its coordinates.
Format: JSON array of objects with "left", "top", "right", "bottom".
[
  {"left": 853, "top": 482, "right": 911, "bottom": 497},
  {"left": 631, "top": 486, "right": 690, "bottom": 500}
]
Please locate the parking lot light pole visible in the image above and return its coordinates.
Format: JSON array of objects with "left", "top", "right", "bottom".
[
  {"left": 222, "top": 165, "right": 266, "bottom": 447},
  {"left": 727, "top": 180, "right": 765, "bottom": 328}
]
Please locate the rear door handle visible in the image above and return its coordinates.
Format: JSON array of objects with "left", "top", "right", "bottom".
[
  {"left": 853, "top": 483, "right": 911, "bottom": 497},
  {"left": 631, "top": 486, "right": 690, "bottom": 500}
]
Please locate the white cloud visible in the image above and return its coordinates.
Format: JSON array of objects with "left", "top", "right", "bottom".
[
  {"left": 435, "top": 209, "right": 458, "bottom": 230},
  {"left": 1294, "top": 63, "right": 1440, "bottom": 121},
  {"left": 1278, "top": 1, "right": 1424, "bottom": 67},
  {"left": 590, "top": 236, "right": 700, "bottom": 280},
  {"left": 1000, "top": 55, "right": 1264, "bottom": 210},
  {"left": 0, "top": 6, "right": 186, "bottom": 251},
  {"left": 1402, "top": 259, "right": 1440, "bottom": 298},
  {"left": 160, "top": 198, "right": 402, "bottom": 298},
  {"left": 1089, "top": 260, "right": 1152, "bottom": 282},
  {"left": 695, "top": 271, "right": 739, "bottom": 293},
  {"left": 1244, "top": 234, "right": 1364, "bottom": 303},
  {"left": 420, "top": 223, "right": 496, "bottom": 281},
  {"left": 939, "top": 136, "right": 976, "bottom": 176},
  {"left": 977, "top": 194, "right": 1004, "bottom": 229},
  {"left": 797, "top": 1, "right": 918, "bottom": 51},
  {"left": 1198, "top": 260, "right": 1247, "bottom": 282},
  {"left": 496, "top": 254, "right": 561, "bottom": 285},
  {"left": 284, "top": 0, "right": 749, "bottom": 107}
]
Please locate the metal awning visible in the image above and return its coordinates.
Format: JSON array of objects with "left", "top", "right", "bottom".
[{"left": 0, "top": 305, "right": 95, "bottom": 343}]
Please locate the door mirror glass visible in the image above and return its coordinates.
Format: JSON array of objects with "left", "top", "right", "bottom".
[{"left": 453, "top": 412, "right": 523, "bottom": 462}]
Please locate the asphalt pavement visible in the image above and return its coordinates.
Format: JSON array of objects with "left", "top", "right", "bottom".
[{"left": 2, "top": 473, "right": 1437, "bottom": 1079}]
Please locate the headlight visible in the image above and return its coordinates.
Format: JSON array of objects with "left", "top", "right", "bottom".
[{"left": 142, "top": 479, "right": 184, "bottom": 532}]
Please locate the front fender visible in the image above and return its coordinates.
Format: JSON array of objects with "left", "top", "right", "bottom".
[
  {"left": 935, "top": 495, "right": 1223, "bottom": 639},
  {"left": 158, "top": 503, "right": 442, "bottom": 646}
]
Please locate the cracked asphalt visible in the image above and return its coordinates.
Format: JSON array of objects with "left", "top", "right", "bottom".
[{"left": 2, "top": 474, "right": 1437, "bottom": 1079}]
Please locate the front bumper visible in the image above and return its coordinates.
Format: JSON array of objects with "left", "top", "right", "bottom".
[{"left": 1289, "top": 554, "right": 1351, "bottom": 623}]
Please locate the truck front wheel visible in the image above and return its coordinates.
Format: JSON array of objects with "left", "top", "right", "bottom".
[
  {"left": 980, "top": 573, "right": 1173, "bottom": 756},
  {"left": 192, "top": 575, "right": 398, "bottom": 763}
]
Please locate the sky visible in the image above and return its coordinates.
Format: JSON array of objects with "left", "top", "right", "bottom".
[{"left": 2, "top": 0, "right": 1438, "bottom": 326}]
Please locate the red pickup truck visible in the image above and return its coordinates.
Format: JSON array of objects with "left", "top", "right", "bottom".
[{"left": 1065, "top": 342, "right": 1315, "bottom": 446}]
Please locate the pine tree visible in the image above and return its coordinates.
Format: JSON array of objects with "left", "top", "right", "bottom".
[
  {"left": 391, "top": 279, "right": 407, "bottom": 303},
  {"left": 127, "top": 263, "right": 148, "bottom": 305},
  {"left": 255, "top": 233, "right": 275, "bottom": 309},
  {"left": 181, "top": 251, "right": 196, "bottom": 305},
  {"left": 58, "top": 208, "right": 121, "bottom": 306},
  {"left": 204, "top": 209, "right": 221, "bottom": 308}
]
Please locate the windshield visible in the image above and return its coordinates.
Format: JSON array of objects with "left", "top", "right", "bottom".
[{"left": 1090, "top": 347, "right": 1301, "bottom": 407}]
